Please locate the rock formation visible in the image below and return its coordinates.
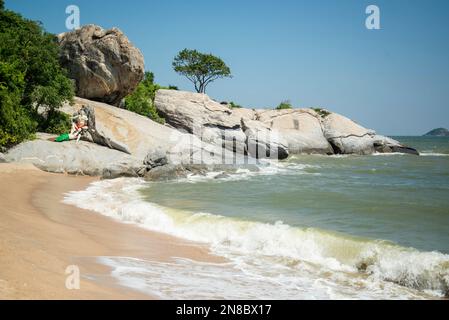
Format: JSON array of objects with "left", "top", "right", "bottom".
[
  {"left": 4, "top": 134, "right": 145, "bottom": 178},
  {"left": 155, "top": 90, "right": 290, "bottom": 159},
  {"left": 252, "top": 109, "right": 334, "bottom": 154},
  {"left": 155, "top": 89, "right": 419, "bottom": 157},
  {"left": 72, "top": 105, "right": 131, "bottom": 154},
  {"left": 60, "top": 97, "right": 237, "bottom": 165},
  {"left": 58, "top": 25, "right": 145, "bottom": 106},
  {"left": 4, "top": 90, "right": 420, "bottom": 179}
]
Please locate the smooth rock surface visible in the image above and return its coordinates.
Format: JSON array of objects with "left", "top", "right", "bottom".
[
  {"left": 4, "top": 139, "right": 144, "bottom": 178},
  {"left": 256, "top": 109, "right": 333, "bottom": 154},
  {"left": 241, "top": 119, "right": 289, "bottom": 159},
  {"left": 155, "top": 90, "right": 288, "bottom": 159},
  {"left": 322, "top": 113, "right": 380, "bottom": 154},
  {"left": 61, "top": 97, "right": 239, "bottom": 166},
  {"left": 155, "top": 89, "right": 248, "bottom": 155}
]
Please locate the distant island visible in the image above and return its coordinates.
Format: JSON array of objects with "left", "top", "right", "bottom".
[{"left": 424, "top": 128, "right": 449, "bottom": 137}]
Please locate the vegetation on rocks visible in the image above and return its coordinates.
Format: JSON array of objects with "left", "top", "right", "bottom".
[
  {"left": 229, "top": 102, "right": 243, "bottom": 109},
  {"left": 124, "top": 71, "right": 175, "bottom": 124},
  {"left": 312, "top": 107, "right": 331, "bottom": 118},
  {"left": 125, "top": 71, "right": 178, "bottom": 124},
  {"left": 276, "top": 100, "right": 293, "bottom": 110}
]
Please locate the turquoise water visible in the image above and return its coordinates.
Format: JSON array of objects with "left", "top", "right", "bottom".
[{"left": 142, "top": 137, "right": 449, "bottom": 254}]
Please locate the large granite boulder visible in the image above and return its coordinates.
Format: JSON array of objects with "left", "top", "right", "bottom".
[
  {"left": 58, "top": 25, "right": 144, "bottom": 106},
  {"left": 256, "top": 109, "right": 333, "bottom": 154},
  {"left": 241, "top": 119, "right": 289, "bottom": 159},
  {"left": 155, "top": 89, "right": 248, "bottom": 155},
  {"left": 322, "top": 113, "right": 418, "bottom": 155},
  {"left": 322, "top": 113, "right": 377, "bottom": 154},
  {"left": 155, "top": 90, "right": 289, "bottom": 159},
  {"left": 4, "top": 139, "right": 145, "bottom": 178}
]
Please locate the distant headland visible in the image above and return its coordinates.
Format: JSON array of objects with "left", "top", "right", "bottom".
[{"left": 424, "top": 128, "right": 449, "bottom": 137}]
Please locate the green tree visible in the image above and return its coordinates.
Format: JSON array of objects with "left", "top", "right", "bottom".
[
  {"left": 172, "top": 49, "right": 231, "bottom": 93},
  {"left": 124, "top": 71, "right": 165, "bottom": 124},
  {"left": 276, "top": 100, "right": 293, "bottom": 110},
  {"left": 0, "top": 62, "right": 36, "bottom": 146},
  {"left": 0, "top": 7, "right": 74, "bottom": 147}
]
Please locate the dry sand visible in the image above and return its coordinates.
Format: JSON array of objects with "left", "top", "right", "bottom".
[{"left": 0, "top": 163, "right": 220, "bottom": 300}]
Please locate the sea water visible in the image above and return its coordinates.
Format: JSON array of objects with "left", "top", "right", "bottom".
[{"left": 64, "top": 137, "right": 449, "bottom": 299}]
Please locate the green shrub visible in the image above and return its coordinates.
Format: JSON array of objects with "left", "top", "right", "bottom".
[
  {"left": 38, "top": 110, "right": 72, "bottom": 135},
  {"left": 276, "top": 100, "right": 293, "bottom": 110},
  {"left": 229, "top": 101, "right": 243, "bottom": 109},
  {"left": 125, "top": 85, "right": 165, "bottom": 124},
  {"left": 312, "top": 107, "right": 331, "bottom": 118},
  {"left": 124, "top": 71, "right": 175, "bottom": 124}
]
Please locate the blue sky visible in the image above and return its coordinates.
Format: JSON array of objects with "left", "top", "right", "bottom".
[{"left": 5, "top": 0, "right": 449, "bottom": 135}]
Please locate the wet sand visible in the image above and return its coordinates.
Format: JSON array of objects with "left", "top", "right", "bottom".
[{"left": 0, "top": 163, "right": 220, "bottom": 299}]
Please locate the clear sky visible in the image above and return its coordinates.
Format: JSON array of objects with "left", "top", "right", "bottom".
[{"left": 5, "top": 0, "right": 449, "bottom": 135}]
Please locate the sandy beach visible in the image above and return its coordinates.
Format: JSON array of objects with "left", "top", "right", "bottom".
[{"left": 0, "top": 163, "right": 220, "bottom": 300}]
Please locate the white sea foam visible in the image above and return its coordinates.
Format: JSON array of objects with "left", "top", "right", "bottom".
[
  {"left": 96, "top": 256, "right": 431, "bottom": 299},
  {"left": 420, "top": 152, "right": 449, "bottom": 157},
  {"left": 176, "top": 161, "right": 321, "bottom": 183},
  {"left": 372, "top": 152, "right": 407, "bottom": 156},
  {"left": 373, "top": 151, "right": 449, "bottom": 157},
  {"left": 63, "top": 178, "right": 449, "bottom": 299}
]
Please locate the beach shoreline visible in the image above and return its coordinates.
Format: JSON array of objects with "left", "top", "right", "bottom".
[{"left": 0, "top": 163, "right": 221, "bottom": 300}]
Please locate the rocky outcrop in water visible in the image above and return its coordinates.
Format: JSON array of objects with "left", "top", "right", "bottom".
[
  {"left": 155, "top": 90, "right": 290, "bottom": 159},
  {"left": 241, "top": 118, "right": 289, "bottom": 159},
  {"left": 58, "top": 25, "right": 145, "bottom": 106},
  {"left": 251, "top": 109, "right": 334, "bottom": 154},
  {"left": 155, "top": 89, "right": 418, "bottom": 156},
  {"left": 424, "top": 128, "right": 449, "bottom": 137}
]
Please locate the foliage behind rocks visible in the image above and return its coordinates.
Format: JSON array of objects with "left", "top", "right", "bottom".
[
  {"left": 124, "top": 72, "right": 172, "bottom": 124},
  {"left": 0, "top": 5, "right": 74, "bottom": 147},
  {"left": 276, "top": 100, "right": 293, "bottom": 110}
]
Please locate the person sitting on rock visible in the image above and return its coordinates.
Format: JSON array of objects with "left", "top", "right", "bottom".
[{"left": 55, "top": 113, "right": 89, "bottom": 142}]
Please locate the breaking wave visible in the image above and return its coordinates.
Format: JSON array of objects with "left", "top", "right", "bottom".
[{"left": 63, "top": 178, "right": 449, "bottom": 299}]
